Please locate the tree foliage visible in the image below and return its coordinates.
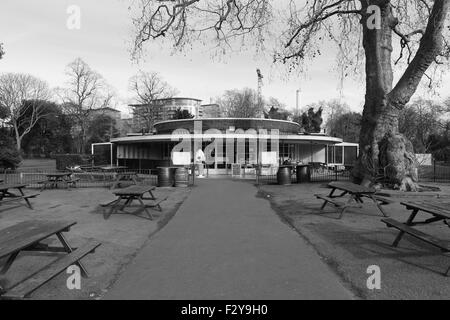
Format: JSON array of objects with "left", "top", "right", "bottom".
[
  {"left": 218, "top": 88, "right": 263, "bottom": 118},
  {"left": 294, "top": 107, "right": 323, "bottom": 133},
  {"left": 20, "top": 101, "right": 73, "bottom": 157},
  {"left": 129, "top": 71, "right": 178, "bottom": 131},
  {"left": 399, "top": 98, "right": 447, "bottom": 153},
  {"left": 0, "top": 73, "right": 51, "bottom": 151},
  {"left": 57, "top": 58, "right": 115, "bottom": 153},
  {"left": 264, "top": 106, "right": 291, "bottom": 120},
  {"left": 129, "top": 71, "right": 178, "bottom": 104},
  {"left": 131, "top": 0, "right": 271, "bottom": 59},
  {"left": 87, "top": 114, "right": 119, "bottom": 145},
  {"left": 264, "top": 97, "right": 291, "bottom": 120},
  {"left": 327, "top": 111, "right": 362, "bottom": 143},
  {"left": 0, "top": 128, "right": 20, "bottom": 169},
  {"left": 173, "top": 107, "right": 194, "bottom": 119}
]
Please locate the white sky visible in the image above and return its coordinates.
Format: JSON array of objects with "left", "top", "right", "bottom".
[{"left": 0, "top": 0, "right": 448, "bottom": 117}]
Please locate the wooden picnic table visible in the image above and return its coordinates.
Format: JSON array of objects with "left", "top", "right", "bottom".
[
  {"left": 101, "top": 185, "right": 166, "bottom": 220},
  {"left": 0, "top": 220, "right": 100, "bottom": 299},
  {"left": 0, "top": 183, "right": 39, "bottom": 210},
  {"left": 39, "top": 172, "right": 78, "bottom": 191},
  {"left": 315, "top": 181, "right": 392, "bottom": 219},
  {"left": 382, "top": 200, "right": 450, "bottom": 276},
  {"left": 100, "top": 166, "right": 128, "bottom": 172},
  {"left": 110, "top": 171, "right": 139, "bottom": 190}
]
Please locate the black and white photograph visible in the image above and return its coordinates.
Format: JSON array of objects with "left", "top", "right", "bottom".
[{"left": 0, "top": 0, "right": 449, "bottom": 305}]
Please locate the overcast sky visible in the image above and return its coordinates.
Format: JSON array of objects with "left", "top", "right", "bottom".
[{"left": 1, "top": 0, "right": 448, "bottom": 117}]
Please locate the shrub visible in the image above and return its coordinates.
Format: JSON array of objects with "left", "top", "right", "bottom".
[{"left": 0, "top": 146, "right": 21, "bottom": 169}]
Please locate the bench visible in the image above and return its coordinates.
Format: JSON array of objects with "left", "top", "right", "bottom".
[
  {"left": 101, "top": 196, "right": 167, "bottom": 215},
  {"left": 1, "top": 241, "right": 101, "bottom": 299},
  {"left": 38, "top": 178, "right": 79, "bottom": 191},
  {"left": 66, "top": 178, "right": 80, "bottom": 190},
  {"left": 149, "top": 197, "right": 168, "bottom": 212},
  {"left": 100, "top": 198, "right": 121, "bottom": 207},
  {"left": 0, "top": 193, "right": 39, "bottom": 209},
  {"left": 315, "top": 194, "right": 361, "bottom": 219},
  {"left": 382, "top": 218, "right": 450, "bottom": 276}
]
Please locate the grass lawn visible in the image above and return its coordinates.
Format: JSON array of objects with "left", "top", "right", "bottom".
[
  {"left": 257, "top": 182, "right": 450, "bottom": 299},
  {"left": 0, "top": 186, "right": 191, "bottom": 300},
  {"left": 19, "top": 158, "right": 57, "bottom": 171}
]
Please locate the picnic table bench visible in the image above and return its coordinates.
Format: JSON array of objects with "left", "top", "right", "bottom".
[
  {"left": 382, "top": 200, "right": 450, "bottom": 276},
  {"left": 38, "top": 172, "right": 79, "bottom": 191},
  {"left": 0, "top": 220, "right": 101, "bottom": 299},
  {"left": 0, "top": 184, "right": 39, "bottom": 210},
  {"left": 315, "top": 181, "right": 391, "bottom": 219},
  {"left": 101, "top": 185, "right": 167, "bottom": 220},
  {"left": 110, "top": 171, "right": 139, "bottom": 190},
  {"left": 100, "top": 166, "right": 128, "bottom": 172}
]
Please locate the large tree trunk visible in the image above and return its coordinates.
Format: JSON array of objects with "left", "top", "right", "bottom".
[
  {"left": 353, "top": 0, "right": 449, "bottom": 191},
  {"left": 13, "top": 124, "right": 22, "bottom": 152},
  {"left": 352, "top": 2, "right": 418, "bottom": 191}
]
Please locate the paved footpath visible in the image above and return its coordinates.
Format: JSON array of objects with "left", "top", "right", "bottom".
[{"left": 105, "top": 179, "right": 353, "bottom": 300}]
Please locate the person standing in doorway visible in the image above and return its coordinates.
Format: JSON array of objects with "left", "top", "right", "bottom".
[{"left": 195, "top": 148, "right": 206, "bottom": 178}]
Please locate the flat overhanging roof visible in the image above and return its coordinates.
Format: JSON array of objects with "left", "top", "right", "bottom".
[{"left": 111, "top": 134, "right": 343, "bottom": 145}]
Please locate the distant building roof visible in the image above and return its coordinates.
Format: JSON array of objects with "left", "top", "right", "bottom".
[
  {"left": 90, "top": 107, "right": 121, "bottom": 113},
  {"left": 129, "top": 97, "right": 202, "bottom": 107}
]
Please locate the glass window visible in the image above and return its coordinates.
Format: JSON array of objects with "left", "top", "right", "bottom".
[{"left": 335, "top": 146, "right": 343, "bottom": 164}]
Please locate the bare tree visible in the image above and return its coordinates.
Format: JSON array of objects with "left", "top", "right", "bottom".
[
  {"left": 57, "top": 58, "right": 115, "bottom": 153},
  {"left": 130, "top": 71, "right": 178, "bottom": 104},
  {"left": 0, "top": 73, "right": 51, "bottom": 151},
  {"left": 218, "top": 88, "right": 263, "bottom": 118},
  {"left": 399, "top": 98, "right": 448, "bottom": 152},
  {"left": 130, "top": 0, "right": 450, "bottom": 191},
  {"left": 129, "top": 71, "right": 178, "bottom": 131}
]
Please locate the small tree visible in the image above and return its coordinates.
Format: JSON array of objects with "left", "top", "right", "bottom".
[
  {"left": 294, "top": 107, "right": 323, "bottom": 133},
  {"left": 0, "top": 73, "right": 51, "bottom": 151},
  {"left": 264, "top": 106, "right": 291, "bottom": 120},
  {"left": 264, "top": 98, "right": 291, "bottom": 120},
  {"left": 0, "top": 125, "right": 21, "bottom": 169},
  {"left": 0, "top": 43, "right": 4, "bottom": 59}
]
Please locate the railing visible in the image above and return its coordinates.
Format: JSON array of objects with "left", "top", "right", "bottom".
[
  {"left": 254, "top": 164, "right": 353, "bottom": 185},
  {"left": 0, "top": 168, "right": 160, "bottom": 189},
  {"left": 254, "top": 162, "right": 450, "bottom": 186},
  {"left": 418, "top": 162, "right": 450, "bottom": 182}
]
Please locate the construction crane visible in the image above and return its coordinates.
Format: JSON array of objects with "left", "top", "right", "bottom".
[{"left": 256, "top": 68, "right": 264, "bottom": 118}]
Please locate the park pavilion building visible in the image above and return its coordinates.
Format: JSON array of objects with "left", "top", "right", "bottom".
[{"left": 93, "top": 118, "right": 358, "bottom": 176}]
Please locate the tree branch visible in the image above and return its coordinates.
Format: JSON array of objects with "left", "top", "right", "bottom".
[{"left": 388, "top": 0, "right": 450, "bottom": 108}]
